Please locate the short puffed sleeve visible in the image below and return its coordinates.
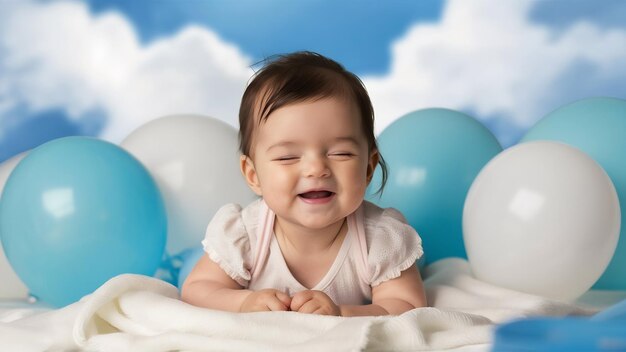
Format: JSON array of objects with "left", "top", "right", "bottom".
[
  {"left": 201, "top": 203, "right": 256, "bottom": 287},
  {"left": 362, "top": 202, "right": 424, "bottom": 287}
]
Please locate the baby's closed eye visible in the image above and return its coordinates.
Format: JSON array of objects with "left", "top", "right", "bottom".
[
  {"left": 328, "top": 152, "right": 355, "bottom": 160},
  {"left": 271, "top": 154, "right": 302, "bottom": 164}
]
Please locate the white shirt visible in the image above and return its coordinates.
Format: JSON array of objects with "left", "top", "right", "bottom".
[{"left": 202, "top": 199, "right": 423, "bottom": 305}]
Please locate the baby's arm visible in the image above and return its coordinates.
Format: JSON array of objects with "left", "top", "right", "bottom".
[
  {"left": 181, "top": 255, "right": 291, "bottom": 312},
  {"left": 340, "top": 265, "right": 426, "bottom": 317}
]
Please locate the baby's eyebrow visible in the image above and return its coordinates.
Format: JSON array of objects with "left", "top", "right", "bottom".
[
  {"left": 266, "top": 141, "right": 297, "bottom": 153},
  {"left": 266, "top": 137, "right": 360, "bottom": 153},
  {"left": 333, "top": 136, "right": 360, "bottom": 146}
]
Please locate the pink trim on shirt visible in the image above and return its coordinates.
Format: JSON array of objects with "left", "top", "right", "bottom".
[{"left": 251, "top": 200, "right": 274, "bottom": 278}]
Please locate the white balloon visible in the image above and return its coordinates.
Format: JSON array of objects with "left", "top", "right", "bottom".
[
  {"left": 0, "top": 151, "right": 27, "bottom": 196},
  {"left": 121, "top": 115, "right": 257, "bottom": 255},
  {"left": 463, "top": 141, "right": 620, "bottom": 302},
  {"left": 0, "top": 151, "right": 30, "bottom": 299}
]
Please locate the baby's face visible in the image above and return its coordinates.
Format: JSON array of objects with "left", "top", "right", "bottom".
[{"left": 244, "top": 96, "right": 377, "bottom": 230}]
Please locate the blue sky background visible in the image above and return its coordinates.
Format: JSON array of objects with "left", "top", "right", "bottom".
[
  {"left": 85, "top": 0, "right": 443, "bottom": 75},
  {"left": 1, "top": 0, "right": 625, "bottom": 163}
]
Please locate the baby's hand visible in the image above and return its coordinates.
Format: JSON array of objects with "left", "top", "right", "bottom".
[
  {"left": 240, "top": 289, "right": 292, "bottom": 312},
  {"left": 290, "top": 290, "right": 340, "bottom": 316}
]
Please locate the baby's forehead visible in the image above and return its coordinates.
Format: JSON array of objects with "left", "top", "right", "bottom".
[
  {"left": 255, "top": 95, "right": 357, "bottom": 124},
  {"left": 259, "top": 100, "right": 362, "bottom": 139}
]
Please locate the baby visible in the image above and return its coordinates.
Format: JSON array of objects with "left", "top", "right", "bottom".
[{"left": 182, "top": 51, "right": 426, "bottom": 316}]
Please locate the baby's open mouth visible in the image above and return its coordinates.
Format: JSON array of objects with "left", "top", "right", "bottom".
[{"left": 299, "top": 190, "right": 334, "bottom": 199}]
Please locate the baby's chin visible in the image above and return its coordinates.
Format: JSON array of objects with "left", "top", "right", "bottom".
[{"left": 277, "top": 211, "right": 346, "bottom": 231}]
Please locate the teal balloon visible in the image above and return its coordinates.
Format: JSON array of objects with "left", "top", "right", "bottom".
[
  {"left": 522, "top": 97, "right": 626, "bottom": 290},
  {"left": 368, "top": 109, "right": 502, "bottom": 264},
  {"left": 177, "top": 246, "right": 205, "bottom": 289},
  {"left": 0, "top": 137, "right": 167, "bottom": 307}
]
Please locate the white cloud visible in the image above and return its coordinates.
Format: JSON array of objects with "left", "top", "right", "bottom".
[
  {"left": 363, "top": 0, "right": 626, "bottom": 144},
  {"left": 1, "top": 0, "right": 625, "bottom": 147},
  {"left": 0, "top": 1, "right": 252, "bottom": 142}
]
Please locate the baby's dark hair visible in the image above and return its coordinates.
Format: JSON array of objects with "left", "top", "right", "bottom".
[{"left": 238, "top": 51, "right": 387, "bottom": 193}]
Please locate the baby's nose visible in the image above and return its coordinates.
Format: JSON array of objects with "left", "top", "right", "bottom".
[{"left": 303, "top": 156, "right": 330, "bottom": 178}]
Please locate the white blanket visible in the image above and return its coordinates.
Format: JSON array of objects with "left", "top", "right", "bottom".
[{"left": 0, "top": 258, "right": 597, "bottom": 352}]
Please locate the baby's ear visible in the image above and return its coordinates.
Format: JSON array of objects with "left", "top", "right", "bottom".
[
  {"left": 366, "top": 149, "right": 380, "bottom": 183},
  {"left": 240, "top": 155, "right": 263, "bottom": 196}
]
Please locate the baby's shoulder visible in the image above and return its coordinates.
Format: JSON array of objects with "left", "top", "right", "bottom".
[
  {"left": 360, "top": 200, "right": 420, "bottom": 248},
  {"left": 361, "top": 200, "right": 409, "bottom": 229},
  {"left": 201, "top": 199, "right": 262, "bottom": 286},
  {"left": 358, "top": 201, "right": 423, "bottom": 286},
  {"left": 207, "top": 198, "right": 262, "bottom": 242}
]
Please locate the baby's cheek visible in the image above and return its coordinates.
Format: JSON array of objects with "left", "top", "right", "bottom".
[
  {"left": 260, "top": 168, "right": 290, "bottom": 188},
  {"left": 346, "top": 172, "right": 369, "bottom": 192}
]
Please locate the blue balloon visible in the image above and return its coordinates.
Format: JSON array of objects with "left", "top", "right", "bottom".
[
  {"left": 493, "top": 317, "right": 626, "bottom": 351},
  {"left": 593, "top": 299, "right": 626, "bottom": 322},
  {"left": 522, "top": 97, "right": 626, "bottom": 290},
  {"left": 177, "top": 246, "right": 205, "bottom": 289},
  {"left": 0, "top": 137, "right": 166, "bottom": 307},
  {"left": 367, "top": 109, "right": 502, "bottom": 264}
]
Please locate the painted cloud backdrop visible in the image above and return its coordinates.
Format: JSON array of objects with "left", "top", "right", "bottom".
[{"left": 1, "top": 0, "right": 625, "bottom": 163}]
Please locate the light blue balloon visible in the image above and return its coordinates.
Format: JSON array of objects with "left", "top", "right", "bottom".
[
  {"left": 0, "top": 137, "right": 167, "bottom": 307},
  {"left": 522, "top": 97, "right": 626, "bottom": 290},
  {"left": 493, "top": 317, "right": 626, "bottom": 351},
  {"left": 368, "top": 109, "right": 502, "bottom": 264},
  {"left": 593, "top": 299, "right": 626, "bottom": 322},
  {"left": 177, "top": 246, "right": 205, "bottom": 289}
]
